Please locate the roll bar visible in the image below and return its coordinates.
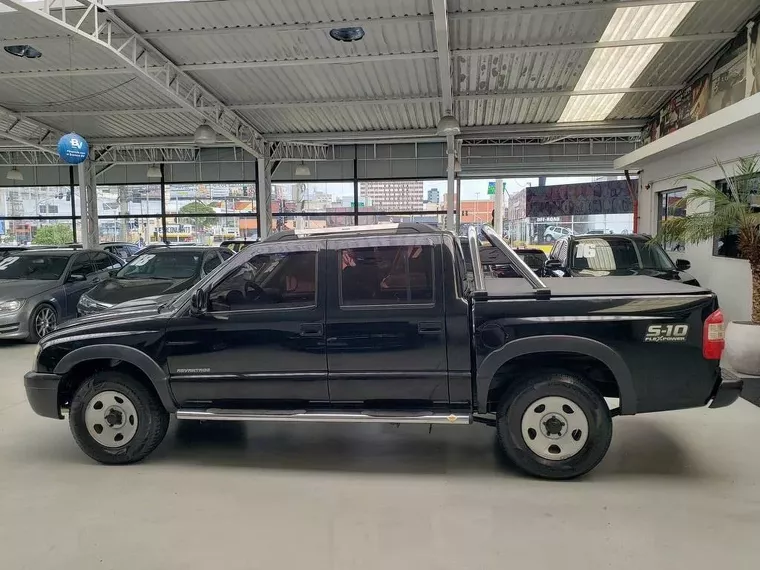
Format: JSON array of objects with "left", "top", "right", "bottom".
[
  {"left": 480, "top": 225, "right": 551, "bottom": 296},
  {"left": 467, "top": 226, "right": 486, "bottom": 292}
]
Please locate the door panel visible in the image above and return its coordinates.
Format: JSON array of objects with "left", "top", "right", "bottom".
[
  {"left": 166, "top": 244, "right": 327, "bottom": 407},
  {"left": 325, "top": 238, "right": 449, "bottom": 407}
]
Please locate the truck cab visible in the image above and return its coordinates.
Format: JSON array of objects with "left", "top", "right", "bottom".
[{"left": 25, "top": 223, "right": 740, "bottom": 479}]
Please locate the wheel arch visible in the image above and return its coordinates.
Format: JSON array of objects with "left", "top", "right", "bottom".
[
  {"left": 476, "top": 336, "right": 636, "bottom": 415},
  {"left": 54, "top": 344, "right": 176, "bottom": 412}
]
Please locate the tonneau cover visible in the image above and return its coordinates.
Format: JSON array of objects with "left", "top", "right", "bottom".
[{"left": 484, "top": 275, "right": 713, "bottom": 298}]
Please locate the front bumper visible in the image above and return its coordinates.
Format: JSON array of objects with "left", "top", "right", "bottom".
[
  {"left": 0, "top": 309, "right": 30, "bottom": 339},
  {"left": 709, "top": 368, "right": 744, "bottom": 409},
  {"left": 24, "top": 371, "right": 63, "bottom": 419}
]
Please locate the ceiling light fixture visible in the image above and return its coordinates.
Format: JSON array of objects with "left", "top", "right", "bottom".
[
  {"left": 146, "top": 164, "right": 162, "bottom": 179},
  {"left": 6, "top": 168, "right": 23, "bottom": 181},
  {"left": 4, "top": 44, "right": 42, "bottom": 58},
  {"left": 329, "top": 27, "right": 365, "bottom": 42},
  {"left": 559, "top": 2, "right": 696, "bottom": 122},
  {"left": 193, "top": 123, "right": 217, "bottom": 145},
  {"left": 294, "top": 162, "right": 311, "bottom": 176},
  {"left": 437, "top": 115, "right": 461, "bottom": 136}
]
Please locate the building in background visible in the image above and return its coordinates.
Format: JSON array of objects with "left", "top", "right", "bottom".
[
  {"left": 427, "top": 187, "right": 440, "bottom": 204},
  {"left": 359, "top": 180, "right": 423, "bottom": 211}
]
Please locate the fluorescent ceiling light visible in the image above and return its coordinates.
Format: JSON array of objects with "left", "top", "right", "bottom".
[{"left": 559, "top": 2, "right": 696, "bottom": 122}]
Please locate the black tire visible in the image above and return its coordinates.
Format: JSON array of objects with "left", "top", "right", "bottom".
[
  {"left": 495, "top": 371, "right": 612, "bottom": 480},
  {"left": 69, "top": 371, "right": 169, "bottom": 465},
  {"left": 26, "top": 303, "right": 57, "bottom": 343}
]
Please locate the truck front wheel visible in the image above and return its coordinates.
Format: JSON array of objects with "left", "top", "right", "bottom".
[
  {"left": 69, "top": 371, "right": 169, "bottom": 465},
  {"left": 496, "top": 371, "right": 612, "bottom": 480}
]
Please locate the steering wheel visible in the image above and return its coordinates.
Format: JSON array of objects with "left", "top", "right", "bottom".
[{"left": 244, "top": 282, "right": 267, "bottom": 302}]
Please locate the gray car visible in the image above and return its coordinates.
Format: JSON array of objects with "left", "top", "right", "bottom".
[{"left": 0, "top": 249, "right": 123, "bottom": 342}]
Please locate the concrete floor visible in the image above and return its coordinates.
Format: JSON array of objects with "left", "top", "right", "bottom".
[{"left": 1, "top": 343, "right": 758, "bottom": 570}]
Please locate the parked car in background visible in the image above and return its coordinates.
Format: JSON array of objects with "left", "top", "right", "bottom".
[
  {"left": 547, "top": 234, "right": 700, "bottom": 286},
  {"left": 128, "top": 242, "right": 200, "bottom": 261},
  {"left": 220, "top": 239, "right": 257, "bottom": 253},
  {"left": 543, "top": 225, "right": 573, "bottom": 242},
  {"left": 0, "top": 249, "right": 123, "bottom": 341},
  {"left": 78, "top": 246, "right": 234, "bottom": 315},
  {"left": 460, "top": 238, "right": 549, "bottom": 277},
  {"left": 100, "top": 242, "right": 141, "bottom": 260}
]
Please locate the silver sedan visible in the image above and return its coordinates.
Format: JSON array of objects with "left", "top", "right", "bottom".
[{"left": 0, "top": 249, "right": 123, "bottom": 342}]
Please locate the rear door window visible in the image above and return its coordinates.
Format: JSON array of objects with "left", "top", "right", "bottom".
[{"left": 339, "top": 245, "right": 434, "bottom": 306}]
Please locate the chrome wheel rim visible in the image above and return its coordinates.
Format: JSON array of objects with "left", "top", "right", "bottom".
[
  {"left": 34, "top": 307, "right": 56, "bottom": 338},
  {"left": 520, "top": 396, "right": 589, "bottom": 461},
  {"left": 84, "top": 390, "right": 139, "bottom": 448}
]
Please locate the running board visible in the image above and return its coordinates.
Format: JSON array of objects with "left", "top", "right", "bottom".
[{"left": 176, "top": 409, "right": 471, "bottom": 425}]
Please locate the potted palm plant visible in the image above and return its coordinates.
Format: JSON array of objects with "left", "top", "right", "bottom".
[{"left": 655, "top": 157, "right": 760, "bottom": 374}]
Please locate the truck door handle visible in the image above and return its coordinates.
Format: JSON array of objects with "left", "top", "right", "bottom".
[
  {"left": 418, "top": 322, "right": 443, "bottom": 335},
  {"left": 299, "top": 323, "right": 324, "bottom": 337}
]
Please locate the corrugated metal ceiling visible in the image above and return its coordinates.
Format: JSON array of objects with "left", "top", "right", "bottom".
[{"left": 0, "top": 0, "right": 757, "bottom": 143}]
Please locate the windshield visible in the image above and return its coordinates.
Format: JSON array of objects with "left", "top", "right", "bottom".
[
  {"left": 571, "top": 237, "right": 676, "bottom": 273},
  {"left": 117, "top": 251, "right": 203, "bottom": 280},
  {"left": 0, "top": 255, "right": 70, "bottom": 280}
]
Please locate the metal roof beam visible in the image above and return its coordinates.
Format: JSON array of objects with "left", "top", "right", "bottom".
[
  {"left": 431, "top": 0, "right": 453, "bottom": 116},
  {"left": 0, "top": 0, "right": 267, "bottom": 158},
  {"left": 20, "top": 86, "right": 683, "bottom": 117}
]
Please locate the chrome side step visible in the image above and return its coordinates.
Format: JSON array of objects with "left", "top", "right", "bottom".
[{"left": 176, "top": 409, "right": 471, "bottom": 425}]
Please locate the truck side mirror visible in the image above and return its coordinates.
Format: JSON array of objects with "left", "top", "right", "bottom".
[
  {"left": 190, "top": 289, "right": 208, "bottom": 316},
  {"left": 675, "top": 259, "right": 691, "bottom": 271}
]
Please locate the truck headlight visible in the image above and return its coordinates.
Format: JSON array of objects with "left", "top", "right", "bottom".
[{"left": 0, "top": 299, "right": 24, "bottom": 313}]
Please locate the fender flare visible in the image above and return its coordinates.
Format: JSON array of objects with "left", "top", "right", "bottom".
[
  {"left": 54, "top": 344, "right": 177, "bottom": 412},
  {"left": 476, "top": 335, "right": 636, "bottom": 415}
]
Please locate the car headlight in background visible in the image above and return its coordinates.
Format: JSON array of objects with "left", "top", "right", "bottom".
[
  {"left": 0, "top": 299, "right": 24, "bottom": 313},
  {"left": 78, "top": 294, "right": 111, "bottom": 312}
]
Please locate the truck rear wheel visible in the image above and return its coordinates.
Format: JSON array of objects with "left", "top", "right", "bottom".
[
  {"left": 69, "top": 371, "right": 169, "bottom": 465},
  {"left": 496, "top": 371, "right": 612, "bottom": 480}
]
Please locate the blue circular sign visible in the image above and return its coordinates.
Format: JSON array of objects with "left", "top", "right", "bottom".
[{"left": 57, "top": 132, "right": 89, "bottom": 164}]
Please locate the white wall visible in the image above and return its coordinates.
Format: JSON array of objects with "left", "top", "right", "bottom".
[{"left": 637, "top": 123, "right": 758, "bottom": 322}]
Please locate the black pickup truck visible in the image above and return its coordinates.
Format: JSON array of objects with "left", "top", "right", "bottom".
[{"left": 24, "top": 223, "right": 739, "bottom": 479}]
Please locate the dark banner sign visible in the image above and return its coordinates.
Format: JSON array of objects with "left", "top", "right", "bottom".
[{"left": 525, "top": 180, "right": 632, "bottom": 218}]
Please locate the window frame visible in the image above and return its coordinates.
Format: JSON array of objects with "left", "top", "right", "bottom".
[
  {"left": 327, "top": 234, "right": 439, "bottom": 311},
  {"left": 205, "top": 241, "right": 322, "bottom": 316},
  {"left": 656, "top": 187, "right": 687, "bottom": 253}
]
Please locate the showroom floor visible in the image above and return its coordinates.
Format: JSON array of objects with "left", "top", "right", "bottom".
[{"left": 1, "top": 342, "right": 758, "bottom": 570}]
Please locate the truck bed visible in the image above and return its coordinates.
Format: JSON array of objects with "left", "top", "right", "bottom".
[{"left": 484, "top": 275, "right": 713, "bottom": 298}]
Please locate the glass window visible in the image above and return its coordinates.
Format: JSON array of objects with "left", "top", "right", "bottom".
[
  {"left": 358, "top": 180, "right": 445, "bottom": 219},
  {"left": 0, "top": 186, "right": 73, "bottom": 218},
  {"left": 118, "top": 250, "right": 203, "bottom": 280},
  {"left": 209, "top": 251, "right": 317, "bottom": 312},
  {"left": 220, "top": 249, "right": 235, "bottom": 260},
  {"left": 657, "top": 189, "right": 687, "bottom": 252},
  {"left": 571, "top": 237, "right": 675, "bottom": 273},
  {"left": 340, "top": 245, "right": 434, "bottom": 306},
  {"left": 75, "top": 184, "right": 161, "bottom": 217},
  {"left": 98, "top": 217, "right": 162, "bottom": 246},
  {"left": 70, "top": 253, "right": 95, "bottom": 277},
  {"left": 0, "top": 254, "right": 71, "bottom": 280},
  {"left": 91, "top": 251, "right": 121, "bottom": 271},
  {"left": 202, "top": 252, "right": 222, "bottom": 274},
  {"left": 712, "top": 175, "right": 760, "bottom": 258},
  {"left": 0, "top": 219, "right": 74, "bottom": 246}
]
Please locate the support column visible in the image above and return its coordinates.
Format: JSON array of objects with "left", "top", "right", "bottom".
[
  {"left": 257, "top": 156, "right": 272, "bottom": 238},
  {"left": 494, "top": 178, "right": 504, "bottom": 235},
  {"left": 446, "top": 135, "right": 456, "bottom": 231},
  {"left": 78, "top": 160, "right": 99, "bottom": 248}
]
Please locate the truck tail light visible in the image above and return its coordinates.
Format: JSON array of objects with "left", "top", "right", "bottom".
[{"left": 703, "top": 309, "right": 725, "bottom": 360}]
